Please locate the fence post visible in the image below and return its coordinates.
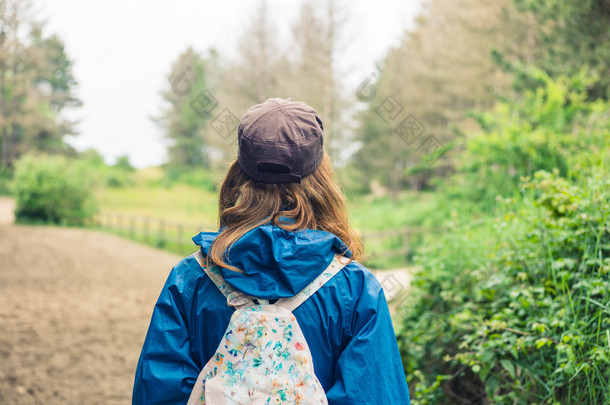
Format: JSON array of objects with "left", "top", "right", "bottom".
[
  {"left": 159, "top": 220, "right": 165, "bottom": 246},
  {"left": 129, "top": 216, "right": 135, "bottom": 238},
  {"left": 403, "top": 228, "right": 410, "bottom": 258},
  {"left": 177, "top": 223, "right": 183, "bottom": 245},
  {"left": 144, "top": 217, "right": 150, "bottom": 242}
]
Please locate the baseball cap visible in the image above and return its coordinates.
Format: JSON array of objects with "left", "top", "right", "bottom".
[{"left": 237, "top": 98, "right": 324, "bottom": 184}]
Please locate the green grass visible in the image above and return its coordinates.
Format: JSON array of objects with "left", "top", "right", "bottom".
[
  {"left": 94, "top": 168, "right": 460, "bottom": 268},
  {"left": 348, "top": 192, "right": 441, "bottom": 231},
  {"left": 98, "top": 168, "right": 468, "bottom": 234},
  {"left": 96, "top": 167, "right": 219, "bottom": 227}
]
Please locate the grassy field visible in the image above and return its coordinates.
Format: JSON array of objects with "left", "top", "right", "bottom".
[
  {"left": 94, "top": 168, "right": 453, "bottom": 268},
  {"left": 97, "top": 167, "right": 452, "bottom": 229},
  {"left": 96, "top": 167, "right": 219, "bottom": 226}
]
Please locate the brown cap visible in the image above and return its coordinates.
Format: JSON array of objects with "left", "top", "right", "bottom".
[{"left": 237, "top": 98, "right": 324, "bottom": 184}]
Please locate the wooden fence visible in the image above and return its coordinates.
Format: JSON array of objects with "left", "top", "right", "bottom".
[
  {"left": 90, "top": 212, "right": 213, "bottom": 253},
  {"left": 91, "top": 211, "right": 443, "bottom": 259}
]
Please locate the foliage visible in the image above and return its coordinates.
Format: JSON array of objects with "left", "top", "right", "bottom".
[
  {"left": 398, "top": 169, "right": 610, "bottom": 404},
  {"left": 398, "top": 73, "right": 610, "bottom": 404},
  {"left": 199, "top": 0, "right": 353, "bottom": 166},
  {"left": 511, "top": 0, "right": 610, "bottom": 100},
  {"left": 335, "top": 163, "right": 370, "bottom": 197},
  {"left": 79, "top": 149, "right": 134, "bottom": 188},
  {"left": 113, "top": 155, "right": 135, "bottom": 172},
  {"left": 0, "top": 1, "right": 81, "bottom": 169},
  {"left": 451, "top": 70, "right": 609, "bottom": 211},
  {"left": 349, "top": 192, "right": 452, "bottom": 269},
  {"left": 154, "top": 47, "right": 218, "bottom": 168},
  {"left": 289, "top": 0, "right": 349, "bottom": 160},
  {"left": 0, "top": 166, "right": 11, "bottom": 195},
  {"left": 353, "top": 0, "right": 517, "bottom": 194},
  {"left": 13, "top": 154, "right": 97, "bottom": 225}
]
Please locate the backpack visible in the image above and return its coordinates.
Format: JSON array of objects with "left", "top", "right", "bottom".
[{"left": 188, "top": 251, "right": 348, "bottom": 405}]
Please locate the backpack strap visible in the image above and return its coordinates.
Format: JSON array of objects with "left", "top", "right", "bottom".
[
  {"left": 275, "top": 254, "right": 350, "bottom": 312},
  {"left": 192, "top": 250, "right": 269, "bottom": 308}
]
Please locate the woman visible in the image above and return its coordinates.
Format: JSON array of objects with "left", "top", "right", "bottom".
[{"left": 132, "top": 98, "right": 410, "bottom": 404}]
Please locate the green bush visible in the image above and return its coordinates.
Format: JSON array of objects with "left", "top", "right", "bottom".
[
  {"left": 13, "top": 154, "right": 97, "bottom": 225},
  {"left": 79, "top": 149, "right": 134, "bottom": 188},
  {"left": 451, "top": 70, "right": 609, "bottom": 211},
  {"left": 398, "top": 170, "right": 610, "bottom": 404},
  {"left": 103, "top": 168, "right": 134, "bottom": 188}
]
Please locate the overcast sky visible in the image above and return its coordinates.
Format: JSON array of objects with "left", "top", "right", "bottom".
[{"left": 41, "top": 0, "right": 423, "bottom": 168}]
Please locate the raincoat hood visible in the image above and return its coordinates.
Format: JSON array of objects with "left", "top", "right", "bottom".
[{"left": 192, "top": 223, "right": 351, "bottom": 299}]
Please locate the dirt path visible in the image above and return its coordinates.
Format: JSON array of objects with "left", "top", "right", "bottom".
[
  {"left": 0, "top": 198, "right": 411, "bottom": 404},
  {"left": 0, "top": 220, "right": 180, "bottom": 404},
  {"left": 0, "top": 196, "right": 15, "bottom": 225}
]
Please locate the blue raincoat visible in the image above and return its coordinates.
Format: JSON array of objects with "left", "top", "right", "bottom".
[{"left": 132, "top": 223, "right": 410, "bottom": 404}]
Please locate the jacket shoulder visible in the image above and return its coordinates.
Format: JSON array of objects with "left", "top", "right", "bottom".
[
  {"left": 163, "top": 253, "right": 207, "bottom": 296},
  {"left": 339, "top": 260, "right": 383, "bottom": 295}
]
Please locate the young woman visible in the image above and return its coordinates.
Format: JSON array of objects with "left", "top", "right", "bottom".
[{"left": 132, "top": 98, "right": 410, "bottom": 404}]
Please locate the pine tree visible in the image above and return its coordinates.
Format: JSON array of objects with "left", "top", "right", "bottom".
[
  {"left": 0, "top": 0, "right": 80, "bottom": 168},
  {"left": 155, "top": 47, "right": 217, "bottom": 168}
]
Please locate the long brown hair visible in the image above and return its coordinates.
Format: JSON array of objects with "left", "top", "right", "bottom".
[{"left": 206, "top": 153, "right": 364, "bottom": 273}]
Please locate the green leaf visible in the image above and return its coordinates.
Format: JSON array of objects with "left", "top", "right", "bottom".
[
  {"left": 480, "top": 365, "right": 491, "bottom": 382},
  {"left": 500, "top": 359, "right": 516, "bottom": 379},
  {"left": 485, "top": 376, "right": 499, "bottom": 398}
]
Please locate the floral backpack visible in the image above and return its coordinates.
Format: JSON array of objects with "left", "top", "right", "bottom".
[{"left": 188, "top": 251, "right": 349, "bottom": 405}]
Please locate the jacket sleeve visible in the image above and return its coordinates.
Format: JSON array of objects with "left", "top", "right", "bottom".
[
  {"left": 132, "top": 261, "right": 200, "bottom": 405},
  {"left": 326, "top": 270, "right": 410, "bottom": 405}
]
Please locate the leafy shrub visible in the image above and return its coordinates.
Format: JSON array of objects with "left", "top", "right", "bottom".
[
  {"left": 13, "top": 154, "right": 97, "bottom": 225},
  {"left": 103, "top": 168, "right": 134, "bottom": 188},
  {"left": 398, "top": 170, "right": 610, "bottom": 404},
  {"left": 113, "top": 155, "right": 135, "bottom": 172},
  {"left": 79, "top": 149, "right": 134, "bottom": 188},
  {"left": 452, "top": 70, "right": 609, "bottom": 210}
]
